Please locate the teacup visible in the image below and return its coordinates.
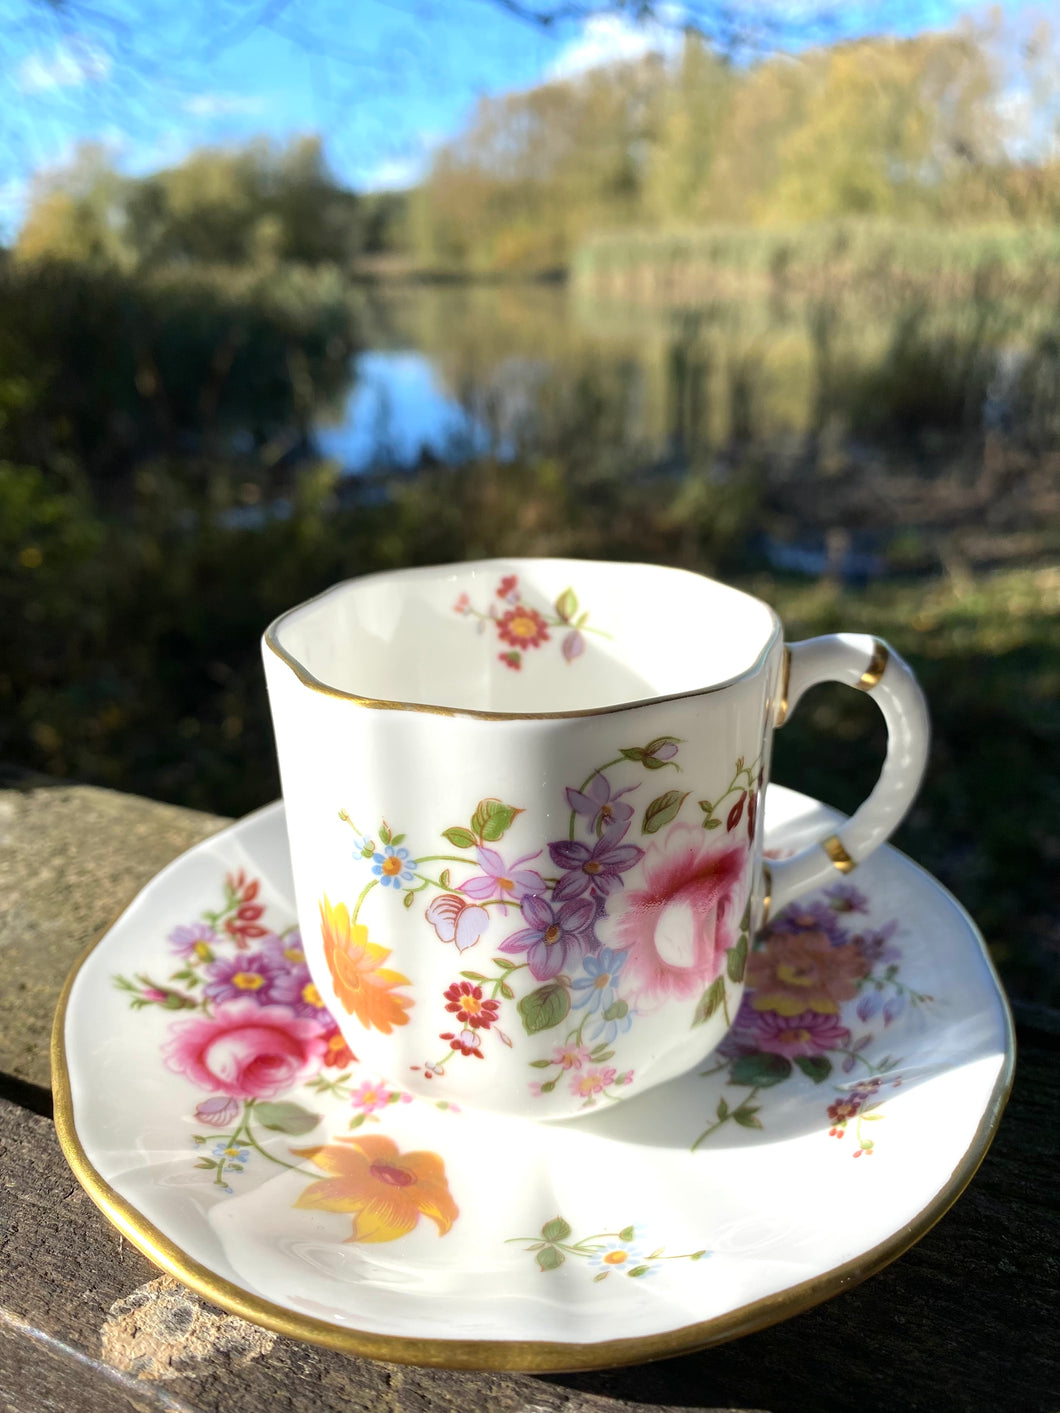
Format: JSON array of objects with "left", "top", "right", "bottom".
[{"left": 263, "top": 559, "right": 928, "bottom": 1120}]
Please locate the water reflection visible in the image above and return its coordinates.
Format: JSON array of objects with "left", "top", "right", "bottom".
[
  {"left": 317, "top": 350, "right": 493, "bottom": 471},
  {"left": 319, "top": 280, "right": 1056, "bottom": 481}
]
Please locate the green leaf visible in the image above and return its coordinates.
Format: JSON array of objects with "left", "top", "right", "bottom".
[
  {"left": 726, "top": 934, "right": 748, "bottom": 984},
  {"left": 628, "top": 1264, "right": 651, "bottom": 1278},
  {"left": 529, "top": 1059, "right": 553, "bottom": 1069},
  {"left": 642, "top": 789, "right": 689, "bottom": 834},
  {"left": 591, "top": 1048, "right": 615, "bottom": 1062},
  {"left": 494, "top": 957, "right": 517, "bottom": 970},
  {"left": 593, "top": 1270, "right": 608, "bottom": 1282},
  {"left": 253, "top": 1101, "right": 320, "bottom": 1135},
  {"left": 575, "top": 611, "right": 589, "bottom": 628},
  {"left": 698, "top": 799, "right": 713, "bottom": 813},
  {"left": 539, "top": 1079, "right": 557, "bottom": 1093},
  {"left": 460, "top": 971, "right": 488, "bottom": 982},
  {"left": 739, "top": 898, "right": 751, "bottom": 933},
  {"left": 620, "top": 747, "right": 648, "bottom": 763},
  {"left": 729, "top": 1052, "right": 793, "bottom": 1088},
  {"left": 402, "top": 889, "right": 415, "bottom": 909},
  {"left": 442, "top": 827, "right": 476, "bottom": 849},
  {"left": 692, "top": 976, "right": 726, "bottom": 1027},
  {"left": 518, "top": 981, "right": 570, "bottom": 1035},
  {"left": 472, "top": 798, "right": 523, "bottom": 843},
  {"left": 704, "top": 818, "right": 722, "bottom": 830},
  {"left": 690, "top": 1250, "right": 708, "bottom": 1260},
  {"left": 537, "top": 1246, "right": 564, "bottom": 1272},
  {"left": 716, "top": 1096, "right": 729, "bottom": 1120},
  {"left": 390, "top": 833, "right": 405, "bottom": 846},
  {"left": 554, "top": 587, "right": 578, "bottom": 623},
  {"left": 794, "top": 1055, "right": 832, "bottom": 1084},
  {"left": 194, "top": 1158, "right": 217, "bottom": 1169},
  {"left": 379, "top": 821, "right": 392, "bottom": 845},
  {"left": 541, "top": 1216, "right": 572, "bottom": 1242},
  {"left": 601, "top": 999, "right": 628, "bottom": 1022},
  {"left": 162, "top": 993, "right": 196, "bottom": 1010},
  {"left": 499, "top": 982, "right": 514, "bottom": 1000},
  {"left": 733, "top": 1107, "right": 764, "bottom": 1129},
  {"left": 619, "top": 1224, "right": 635, "bottom": 1241},
  {"left": 439, "top": 869, "right": 451, "bottom": 889},
  {"left": 348, "top": 1112, "right": 367, "bottom": 1129}
]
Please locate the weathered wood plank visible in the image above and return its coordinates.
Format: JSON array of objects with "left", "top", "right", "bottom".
[
  {"left": 0, "top": 779, "right": 228, "bottom": 1089},
  {"left": 0, "top": 1015, "right": 1056, "bottom": 1413}
]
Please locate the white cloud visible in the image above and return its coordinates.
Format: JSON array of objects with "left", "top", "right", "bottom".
[
  {"left": 18, "top": 39, "right": 112, "bottom": 94},
  {"left": 183, "top": 92, "right": 268, "bottom": 119},
  {"left": 0, "top": 176, "right": 29, "bottom": 241},
  {"left": 546, "top": 11, "right": 682, "bottom": 81},
  {"left": 359, "top": 153, "right": 426, "bottom": 192},
  {"left": 356, "top": 130, "right": 444, "bottom": 192}
]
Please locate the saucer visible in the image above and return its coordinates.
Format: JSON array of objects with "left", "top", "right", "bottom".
[{"left": 53, "top": 786, "right": 1013, "bottom": 1372}]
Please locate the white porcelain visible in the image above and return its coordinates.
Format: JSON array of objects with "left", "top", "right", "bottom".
[
  {"left": 262, "top": 559, "right": 929, "bottom": 1118},
  {"left": 54, "top": 787, "right": 1013, "bottom": 1372}
]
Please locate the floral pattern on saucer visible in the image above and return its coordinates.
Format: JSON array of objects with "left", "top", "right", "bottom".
[
  {"left": 113, "top": 872, "right": 453, "bottom": 1217},
  {"left": 693, "top": 884, "right": 934, "bottom": 1157},
  {"left": 508, "top": 1216, "right": 710, "bottom": 1280}
]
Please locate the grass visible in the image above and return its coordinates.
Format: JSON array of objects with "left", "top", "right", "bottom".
[{"left": 573, "top": 221, "right": 1060, "bottom": 295}]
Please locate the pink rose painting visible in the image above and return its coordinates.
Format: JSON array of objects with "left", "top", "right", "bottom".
[
  {"left": 162, "top": 999, "right": 326, "bottom": 1100},
  {"left": 614, "top": 823, "right": 749, "bottom": 1003}
]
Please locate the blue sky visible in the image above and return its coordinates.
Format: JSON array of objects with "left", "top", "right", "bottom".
[{"left": 0, "top": 0, "right": 1007, "bottom": 234}]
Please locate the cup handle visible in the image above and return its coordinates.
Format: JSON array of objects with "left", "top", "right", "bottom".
[{"left": 765, "top": 633, "right": 929, "bottom": 918}]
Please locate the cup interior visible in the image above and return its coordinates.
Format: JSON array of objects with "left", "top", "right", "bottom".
[{"left": 268, "top": 559, "right": 778, "bottom": 714}]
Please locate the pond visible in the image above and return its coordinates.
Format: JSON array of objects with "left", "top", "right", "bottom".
[{"left": 311, "top": 279, "right": 1053, "bottom": 478}]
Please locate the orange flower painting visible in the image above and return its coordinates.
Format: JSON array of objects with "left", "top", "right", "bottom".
[
  {"left": 319, "top": 896, "right": 413, "bottom": 1034},
  {"left": 292, "top": 1134, "right": 458, "bottom": 1243},
  {"left": 747, "top": 928, "right": 869, "bottom": 1016}
]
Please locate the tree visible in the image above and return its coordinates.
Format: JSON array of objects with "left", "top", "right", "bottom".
[{"left": 15, "top": 138, "right": 360, "bottom": 268}]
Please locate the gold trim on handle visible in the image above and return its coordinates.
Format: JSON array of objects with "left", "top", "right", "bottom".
[
  {"left": 822, "top": 833, "right": 857, "bottom": 873},
  {"left": 856, "top": 640, "right": 890, "bottom": 692},
  {"left": 774, "top": 646, "right": 791, "bottom": 727},
  {"left": 760, "top": 862, "right": 772, "bottom": 928},
  {"left": 50, "top": 841, "right": 1015, "bottom": 1375}
]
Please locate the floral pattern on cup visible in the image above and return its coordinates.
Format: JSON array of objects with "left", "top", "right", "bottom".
[
  {"left": 508, "top": 1216, "right": 709, "bottom": 1279},
  {"left": 452, "top": 573, "right": 607, "bottom": 672},
  {"left": 692, "top": 883, "right": 933, "bottom": 1157},
  {"left": 333, "top": 740, "right": 761, "bottom": 1107}
]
